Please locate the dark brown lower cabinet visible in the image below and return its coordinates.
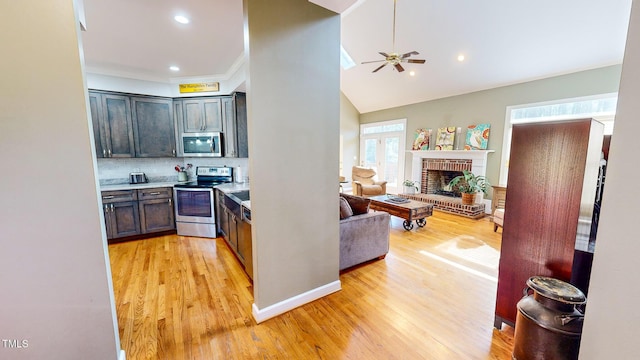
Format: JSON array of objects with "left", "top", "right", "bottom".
[
  {"left": 494, "top": 118, "right": 604, "bottom": 328},
  {"left": 105, "top": 201, "right": 140, "bottom": 239},
  {"left": 102, "top": 187, "right": 175, "bottom": 241},
  {"left": 139, "top": 198, "right": 175, "bottom": 233},
  {"left": 215, "top": 189, "right": 252, "bottom": 279}
]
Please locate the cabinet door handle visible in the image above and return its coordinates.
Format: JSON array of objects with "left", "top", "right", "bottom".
[
  {"left": 110, "top": 204, "right": 114, "bottom": 212},
  {"left": 172, "top": 149, "right": 176, "bottom": 156},
  {"left": 103, "top": 195, "right": 115, "bottom": 199},
  {"left": 102, "top": 149, "right": 106, "bottom": 157},
  {"left": 108, "top": 149, "right": 112, "bottom": 157},
  {"left": 149, "top": 192, "right": 161, "bottom": 195},
  {"left": 168, "top": 199, "right": 172, "bottom": 206}
]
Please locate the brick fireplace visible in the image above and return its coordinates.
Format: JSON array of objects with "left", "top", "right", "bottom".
[
  {"left": 402, "top": 150, "right": 494, "bottom": 218},
  {"left": 422, "top": 158, "right": 472, "bottom": 196}
]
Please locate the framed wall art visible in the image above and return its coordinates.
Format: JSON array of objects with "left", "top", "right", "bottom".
[
  {"left": 412, "top": 128, "right": 431, "bottom": 150},
  {"left": 435, "top": 127, "right": 456, "bottom": 150},
  {"left": 465, "top": 123, "right": 490, "bottom": 150}
]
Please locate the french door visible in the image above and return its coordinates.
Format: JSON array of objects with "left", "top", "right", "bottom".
[{"left": 360, "top": 119, "right": 406, "bottom": 194}]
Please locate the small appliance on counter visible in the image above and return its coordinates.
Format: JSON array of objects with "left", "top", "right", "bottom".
[{"left": 129, "top": 172, "right": 148, "bottom": 184}]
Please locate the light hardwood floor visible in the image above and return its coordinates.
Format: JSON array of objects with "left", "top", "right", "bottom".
[{"left": 108, "top": 211, "right": 514, "bottom": 359}]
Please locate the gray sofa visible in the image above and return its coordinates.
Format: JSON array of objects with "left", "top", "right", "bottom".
[{"left": 339, "top": 193, "right": 391, "bottom": 270}]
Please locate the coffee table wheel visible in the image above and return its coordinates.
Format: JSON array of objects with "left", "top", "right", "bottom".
[
  {"left": 403, "top": 220, "right": 414, "bottom": 231},
  {"left": 416, "top": 218, "right": 427, "bottom": 227}
]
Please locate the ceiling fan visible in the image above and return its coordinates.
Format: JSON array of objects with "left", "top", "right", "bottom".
[{"left": 361, "top": 0, "right": 426, "bottom": 73}]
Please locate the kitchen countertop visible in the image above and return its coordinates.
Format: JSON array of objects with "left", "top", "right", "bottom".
[
  {"left": 214, "top": 182, "right": 250, "bottom": 193},
  {"left": 100, "top": 181, "right": 187, "bottom": 191},
  {"left": 100, "top": 180, "right": 252, "bottom": 214},
  {"left": 215, "top": 183, "right": 251, "bottom": 211},
  {"left": 100, "top": 181, "right": 250, "bottom": 192}
]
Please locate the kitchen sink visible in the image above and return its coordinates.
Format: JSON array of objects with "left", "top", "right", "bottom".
[
  {"left": 224, "top": 190, "right": 250, "bottom": 218},
  {"left": 228, "top": 190, "right": 250, "bottom": 202}
]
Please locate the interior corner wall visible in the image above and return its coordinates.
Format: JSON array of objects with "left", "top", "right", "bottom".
[
  {"left": 244, "top": 0, "right": 341, "bottom": 311},
  {"left": 340, "top": 91, "right": 360, "bottom": 177},
  {"left": 579, "top": 1, "right": 640, "bottom": 358},
  {"left": 358, "top": 65, "right": 622, "bottom": 194},
  {"left": 0, "top": 1, "right": 120, "bottom": 359}
]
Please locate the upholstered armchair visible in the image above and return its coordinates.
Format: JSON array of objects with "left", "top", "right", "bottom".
[{"left": 352, "top": 166, "right": 387, "bottom": 196}]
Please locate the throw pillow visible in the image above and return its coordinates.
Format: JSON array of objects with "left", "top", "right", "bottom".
[
  {"left": 339, "top": 197, "right": 353, "bottom": 219},
  {"left": 341, "top": 193, "right": 370, "bottom": 215}
]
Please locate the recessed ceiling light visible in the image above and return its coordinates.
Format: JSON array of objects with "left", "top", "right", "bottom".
[
  {"left": 174, "top": 15, "right": 190, "bottom": 24},
  {"left": 457, "top": 54, "right": 465, "bottom": 62},
  {"left": 409, "top": 71, "right": 416, "bottom": 76},
  {"left": 169, "top": 66, "right": 180, "bottom": 71}
]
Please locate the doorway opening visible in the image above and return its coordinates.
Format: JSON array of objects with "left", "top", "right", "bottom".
[{"left": 359, "top": 119, "right": 407, "bottom": 194}]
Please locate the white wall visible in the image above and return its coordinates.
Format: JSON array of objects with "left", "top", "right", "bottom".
[
  {"left": 0, "top": 1, "right": 120, "bottom": 359},
  {"left": 580, "top": 1, "right": 640, "bottom": 358},
  {"left": 245, "top": 0, "right": 341, "bottom": 321}
]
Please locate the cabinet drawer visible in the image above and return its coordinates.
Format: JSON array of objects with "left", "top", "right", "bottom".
[
  {"left": 138, "top": 187, "right": 172, "bottom": 200},
  {"left": 102, "top": 190, "right": 137, "bottom": 203}
]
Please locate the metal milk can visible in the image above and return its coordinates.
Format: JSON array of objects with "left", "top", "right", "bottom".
[{"left": 512, "top": 276, "right": 586, "bottom": 360}]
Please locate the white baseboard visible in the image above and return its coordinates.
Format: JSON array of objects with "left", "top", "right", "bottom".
[
  {"left": 252, "top": 280, "right": 341, "bottom": 323},
  {"left": 118, "top": 349, "right": 126, "bottom": 360}
]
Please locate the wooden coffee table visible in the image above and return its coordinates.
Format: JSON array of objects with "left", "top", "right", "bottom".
[{"left": 368, "top": 195, "right": 434, "bottom": 231}]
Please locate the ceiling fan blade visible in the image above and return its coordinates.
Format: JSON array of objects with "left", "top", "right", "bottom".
[
  {"left": 401, "top": 51, "right": 419, "bottom": 58},
  {"left": 379, "top": 52, "right": 390, "bottom": 58},
  {"left": 361, "top": 60, "right": 387, "bottom": 64},
  {"left": 406, "top": 59, "right": 426, "bottom": 64},
  {"left": 373, "top": 63, "right": 388, "bottom": 73},
  {"left": 394, "top": 63, "right": 405, "bottom": 72}
]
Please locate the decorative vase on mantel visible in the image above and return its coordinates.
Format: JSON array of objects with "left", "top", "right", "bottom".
[{"left": 461, "top": 192, "right": 476, "bottom": 205}]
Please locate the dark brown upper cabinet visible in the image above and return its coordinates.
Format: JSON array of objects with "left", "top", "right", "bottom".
[
  {"left": 181, "top": 98, "right": 223, "bottom": 133},
  {"left": 89, "top": 91, "right": 135, "bottom": 158},
  {"left": 131, "top": 97, "right": 176, "bottom": 157}
]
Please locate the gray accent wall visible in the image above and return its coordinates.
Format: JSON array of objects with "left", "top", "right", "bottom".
[
  {"left": 0, "top": 1, "right": 120, "bottom": 359},
  {"left": 359, "top": 65, "right": 622, "bottom": 196},
  {"left": 244, "top": 0, "right": 341, "bottom": 311}
]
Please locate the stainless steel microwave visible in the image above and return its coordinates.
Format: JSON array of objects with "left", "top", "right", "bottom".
[{"left": 181, "top": 132, "right": 222, "bottom": 157}]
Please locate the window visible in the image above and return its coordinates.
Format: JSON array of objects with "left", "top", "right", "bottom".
[{"left": 500, "top": 93, "right": 617, "bottom": 184}]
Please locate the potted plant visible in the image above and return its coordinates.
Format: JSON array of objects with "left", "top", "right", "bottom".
[
  {"left": 448, "top": 170, "right": 489, "bottom": 205},
  {"left": 403, "top": 179, "right": 420, "bottom": 194}
]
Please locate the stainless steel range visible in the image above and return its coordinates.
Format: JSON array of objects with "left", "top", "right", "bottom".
[{"left": 173, "top": 166, "right": 233, "bottom": 238}]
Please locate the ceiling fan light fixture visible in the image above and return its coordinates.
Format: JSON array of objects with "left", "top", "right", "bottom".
[{"left": 361, "top": 0, "right": 426, "bottom": 74}]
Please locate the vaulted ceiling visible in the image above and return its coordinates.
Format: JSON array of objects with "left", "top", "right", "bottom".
[{"left": 81, "top": 0, "right": 632, "bottom": 114}]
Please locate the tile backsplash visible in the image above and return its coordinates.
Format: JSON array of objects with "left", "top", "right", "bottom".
[{"left": 97, "top": 157, "right": 249, "bottom": 185}]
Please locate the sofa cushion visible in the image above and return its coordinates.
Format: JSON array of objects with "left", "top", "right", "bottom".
[
  {"left": 339, "top": 197, "right": 353, "bottom": 219},
  {"left": 340, "top": 193, "right": 370, "bottom": 215},
  {"left": 361, "top": 184, "right": 384, "bottom": 196}
]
